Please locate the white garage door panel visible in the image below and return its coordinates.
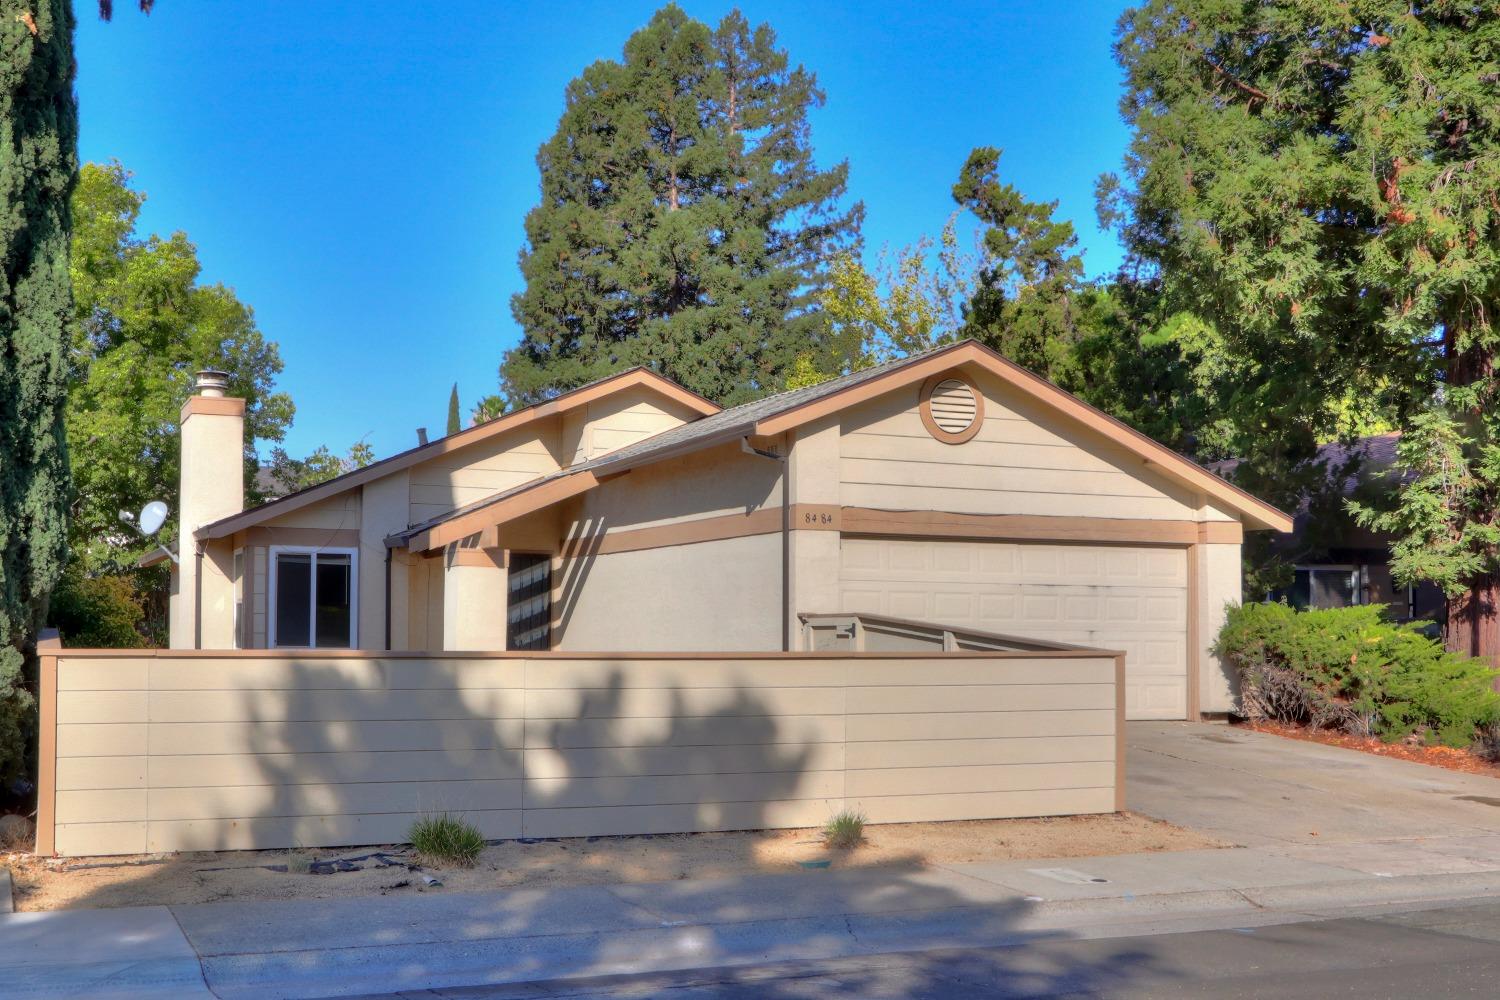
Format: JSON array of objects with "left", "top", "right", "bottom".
[{"left": 839, "top": 537, "right": 1188, "bottom": 720}]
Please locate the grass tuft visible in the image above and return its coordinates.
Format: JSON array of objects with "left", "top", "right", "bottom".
[
  {"left": 822, "top": 809, "right": 866, "bottom": 850},
  {"left": 284, "top": 849, "right": 312, "bottom": 874},
  {"left": 408, "top": 813, "right": 486, "bottom": 867}
]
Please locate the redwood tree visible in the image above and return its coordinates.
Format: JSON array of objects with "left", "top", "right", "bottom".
[
  {"left": 1104, "top": 1, "right": 1500, "bottom": 662},
  {"left": 501, "top": 5, "right": 862, "bottom": 407}
]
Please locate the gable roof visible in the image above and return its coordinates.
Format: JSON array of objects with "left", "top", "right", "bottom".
[
  {"left": 195, "top": 367, "right": 719, "bottom": 542},
  {"left": 393, "top": 340, "right": 1293, "bottom": 552}
]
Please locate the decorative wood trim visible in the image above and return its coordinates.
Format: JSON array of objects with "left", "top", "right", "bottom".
[
  {"left": 239, "top": 542, "right": 254, "bottom": 650},
  {"left": 180, "top": 395, "right": 246, "bottom": 420},
  {"left": 197, "top": 369, "right": 718, "bottom": 542},
  {"left": 409, "top": 472, "right": 606, "bottom": 553},
  {"left": 562, "top": 504, "right": 843, "bottom": 559},
  {"left": 1186, "top": 543, "right": 1202, "bottom": 722},
  {"left": 841, "top": 507, "right": 1204, "bottom": 546},
  {"left": 1197, "top": 521, "right": 1243, "bottom": 544},
  {"left": 450, "top": 546, "right": 506, "bottom": 568},
  {"left": 240, "top": 527, "right": 361, "bottom": 549},
  {"left": 35, "top": 630, "right": 60, "bottom": 857},
  {"left": 750, "top": 340, "right": 1292, "bottom": 532},
  {"left": 1114, "top": 652, "right": 1128, "bottom": 813},
  {"left": 918, "top": 372, "right": 985, "bottom": 445}
]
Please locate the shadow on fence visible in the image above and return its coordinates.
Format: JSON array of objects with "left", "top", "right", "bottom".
[{"left": 33, "top": 651, "right": 1172, "bottom": 996}]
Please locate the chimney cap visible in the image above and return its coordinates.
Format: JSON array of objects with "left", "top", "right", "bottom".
[{"left": 194, "top": 369, "right": 230, "bottom": 397}]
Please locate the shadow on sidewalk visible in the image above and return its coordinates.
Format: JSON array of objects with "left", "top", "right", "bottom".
[{"left": 15, "top": 657, "right": 1183, "bottom": 997}]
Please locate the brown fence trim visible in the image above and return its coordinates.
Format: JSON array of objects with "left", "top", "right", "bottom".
[
  {"left": 1185, "top": 543, "right": 1202, "bottom": 722},
  {"left": 49, "top": 646, "right": 1125, "bottom": 661},
  {"left": 1114, "top": 652, "right": 1128, "bottom": 813},
  {"left": 35, "top": 630, "right": 61, "bottom": 857}
]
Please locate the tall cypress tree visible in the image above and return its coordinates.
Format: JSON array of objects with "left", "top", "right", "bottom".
[
  {"left": 1, "top": 0, "right": 75, "bottom": 783},
  {"left": 501, "top": 4, "right": 862, "bottom": 407},
  {"left": 445, "top": 382, "right": 461, "bottom": 435}
]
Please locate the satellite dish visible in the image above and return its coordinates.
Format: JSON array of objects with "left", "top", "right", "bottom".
[{"left": 138, "top": 501, "right": 170, "bottom": 536}]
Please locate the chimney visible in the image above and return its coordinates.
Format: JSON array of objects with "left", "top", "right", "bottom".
[
  {"left": 416, "top": 427, "right": 429, "bottom": 446},
  {"left": 169, "top": 370, "right": 246, "bottom": 649}
]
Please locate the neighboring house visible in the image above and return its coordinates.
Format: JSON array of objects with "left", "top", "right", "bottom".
[
  {"left": 156, "top": 340, "right": 1291, "bottom": 720},
  {"left": 1219, "top": 434, "right": 1445, "bottom": 622}
]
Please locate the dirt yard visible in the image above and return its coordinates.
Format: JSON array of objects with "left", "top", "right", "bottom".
[
  {"left": 1239, "top": 719, "right": 1500, "bottom": 780},
  {"left": 4, "top": 812, "right": 1219, "bottom": 913}
]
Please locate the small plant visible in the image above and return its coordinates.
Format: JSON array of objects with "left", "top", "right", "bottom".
[
  {"left": 822, "top": 810, "right": 866, "bottom": 850},
  {"left": 408, "top": 813, "right": 486, "bottom": 867},
  {"left": 284, "top": 849, "right": 312, "bottom": 874}
]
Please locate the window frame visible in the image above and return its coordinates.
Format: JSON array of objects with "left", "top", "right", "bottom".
[
  {"left": 232, "top": 548, "right": 245, "bottom": 650},
  {"left": 267, "top": 545, "right": 359, "bottom": 650}
]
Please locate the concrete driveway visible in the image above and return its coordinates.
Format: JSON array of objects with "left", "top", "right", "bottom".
[{"left": 1128, "top": 721, "right": 1500, "bottom": 854}]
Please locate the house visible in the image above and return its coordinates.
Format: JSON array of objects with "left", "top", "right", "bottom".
[
  {"left": 159, "top": 340, "right": 1291, "bottom": 721},
  {"left": 1218, "top": 433, "right": 1445, "bottom": 622}
]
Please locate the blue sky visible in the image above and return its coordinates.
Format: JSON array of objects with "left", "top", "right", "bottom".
[{"left": 77, "top": 1, "right": 1132, "bottom": 460}]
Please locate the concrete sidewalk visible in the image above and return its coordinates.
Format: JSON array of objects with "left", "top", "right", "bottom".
[
  {"left": 11, "top": 723, "right": 1500, "bottom": 999},
  {"left": 9, "top": 837, "right": 1500, "bottom": 1000}
]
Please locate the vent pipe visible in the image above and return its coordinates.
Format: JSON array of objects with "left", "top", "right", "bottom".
[
  {"left": 416, "top": 427, "right": 429, "bottom": 446},
  {"left": 194, "top": 369, "right": 230, "bottom": 397}
]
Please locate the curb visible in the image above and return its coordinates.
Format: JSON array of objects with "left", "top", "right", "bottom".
[{"left": 194, "top": 871, "right": 1500, "bottom": 1000}]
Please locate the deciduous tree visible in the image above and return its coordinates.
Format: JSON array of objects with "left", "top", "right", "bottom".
[{"left": 67, "top": 162, "right": 295, "bottom": 571}]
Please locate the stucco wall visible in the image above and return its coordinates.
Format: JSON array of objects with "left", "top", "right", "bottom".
[
  {"left": 171, "top": 402, "right": 244, "bottom": 649},
  {"left": 553, "top": 533, "right": 783, "bottom": 651},
  {"left": 38, "top": 648, "right": 1122, "bottom": 856},
  {"left": 552, "top": 441, "right": 785, "bottom": 652},
  {"left": 1198, "top": 542, "right": 1244, "bottom": 713}
]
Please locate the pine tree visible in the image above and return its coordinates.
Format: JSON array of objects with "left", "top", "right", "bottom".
[
  {"left": 446, "top": 383, "right": 461, "bottom": 436},
  {"left": 1, "top": 0, "right": 76, "bottom": 783},
  {"left": 501, "top": 4, "right": 862, "bottom": 407},
  {"left": 1105, "top": 1, "right": 1500, "bottom": 661},
  {"left": 953, "top": 147, "right": 1088, "bottom": 388}
]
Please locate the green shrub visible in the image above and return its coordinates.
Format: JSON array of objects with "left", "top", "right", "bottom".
[
  {"left": 47, "top": 569, "right": 146, "bottom": 648},
  {"left": 822, "top": 809, "right": 866, "bottom": 849},
  {"left": 1215, "top": 602, "right": 1500, "bottom": 747},
  {"left": 408, "top": 813, "right": 486, "bottom": 866}
]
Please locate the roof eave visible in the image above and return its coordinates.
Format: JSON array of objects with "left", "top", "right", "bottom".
[{"left": 194, "top": 367, "right": 721, "bottom": 542}]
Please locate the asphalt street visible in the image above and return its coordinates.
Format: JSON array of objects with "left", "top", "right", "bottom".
[{"left": 350, "top": 898, "right": 1500, "bottom": 999}]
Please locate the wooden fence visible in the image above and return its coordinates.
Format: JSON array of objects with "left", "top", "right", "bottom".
[{"left": 36, "top": 638, "right": 1125, "bottom": 857}]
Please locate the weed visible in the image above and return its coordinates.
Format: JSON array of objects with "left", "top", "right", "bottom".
[
  {"left": 408, "top": 813, "right": 486, "bottom": 867},
  {"left": 822, "top": 810, "right": 866, "bottom": 850}
]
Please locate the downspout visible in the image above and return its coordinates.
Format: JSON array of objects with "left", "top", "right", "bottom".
[
  {"left": 384, "top": 547, "right": 393, "bottom": 651},
  {"left": 741, "top": 437, "right": 790, "bottom": 651},
  {"left": 194, "top": 542, "right": 204, "bottom": 650}
]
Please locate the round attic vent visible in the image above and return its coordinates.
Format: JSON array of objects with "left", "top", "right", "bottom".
[{"left": 920, "top": 373, "right": 984, "bottom": 444}]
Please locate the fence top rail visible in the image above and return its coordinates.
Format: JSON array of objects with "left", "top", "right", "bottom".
[{"left": 49, "top": 646, "right": 1126, "bottom": 661}]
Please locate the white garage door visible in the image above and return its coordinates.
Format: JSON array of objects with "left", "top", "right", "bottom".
[{"left": 839, "top": 537, "right": 1189, "bottom": 720}]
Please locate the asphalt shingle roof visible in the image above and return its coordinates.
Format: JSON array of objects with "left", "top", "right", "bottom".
[{"left": 392, "top": 342, "right": 971, "bottom": 543}]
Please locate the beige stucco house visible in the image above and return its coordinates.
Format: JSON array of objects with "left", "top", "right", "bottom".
[{"left": 161, "top": 340, "right": 1290, "bottom": 720}]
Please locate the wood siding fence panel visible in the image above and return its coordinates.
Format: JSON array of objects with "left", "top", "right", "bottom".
[{"left": 41, "top": 650, "right": 1122, "bottom": 856}]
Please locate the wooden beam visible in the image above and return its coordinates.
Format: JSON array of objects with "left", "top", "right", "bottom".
[
  {"left": 840, "top": 507, "right": 1205, "bottom": 546},
  {"left": 408, "top": 472, "right": 604, "bottom": 552}
]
